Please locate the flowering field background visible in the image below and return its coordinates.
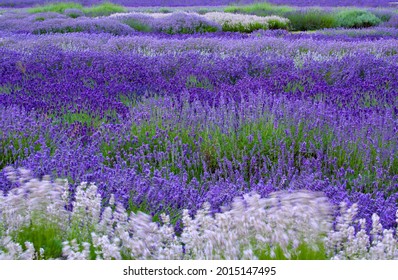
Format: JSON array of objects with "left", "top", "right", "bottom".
[
  {"left": 1, "top": 0, "right": 398, "bottom": 7},
  {"left": 0, "top": 1, "right": 398, "bottom": 259}
]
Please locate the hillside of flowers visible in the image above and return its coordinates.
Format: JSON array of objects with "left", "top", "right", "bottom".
[{"left": 0, "top": 1, "right": 398, "bottom": 259}]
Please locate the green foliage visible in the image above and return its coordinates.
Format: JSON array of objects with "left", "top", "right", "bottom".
[
  {"left": 335, "top": 9, "right": 381, "bottom": 28},
  {"left": 286, "top": 9, "right": 337, "bottom": 31},
  {"left": 5, "top": 209, "right": 67, "bottom": 260},
  {"left": 33, "top": 26, "right": 84, "bottom": 34},
  {"left": 83, "top": 2, "right": 127, "bottom": 17},
  {"left": 186, "top": 75, "right": 214, "bottom": 90},
  {"left": 122, "top": 19, "right": 152, "bottom": 32},
  {"left": 224, "top": 2, "right": 384, "bottom": 31},
  {"left": 254, "top": 242, "right": 328, "bottom": 260},
  {"left": 28, "top": 2, "right": 126, "bottom": 17},
  {"left": 162, "top": 23, "right": 219, "bottom": 35},
  {"left": 267, "top": 18, "right": 290, "bottom": 30},
  {"left": 158, "top": 7, "right": 172, "bottom": 14},
  {"left": 60, "top": 112, "right": 106, "bottom": 128},
  {"left": 371, "top": 9, "right": 394, "bottom": 22},
  {"left": 225, "top": 2, "right": 294, "bottom": 17},
  {"left": 28, "top": 2, "right": 83, "bottom": 13},
  {"left": 221, "top": 21, "right": 269, "bottom": 33},
  {"left": 197, "top": 8, "right": 209, "bottom": 15}
]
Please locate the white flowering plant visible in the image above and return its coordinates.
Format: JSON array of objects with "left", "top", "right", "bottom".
[
  {"left": 1, "top": 168, "right": 397, "bottom": 260},
  {"left": 203, "top": 12, "right": 289, "bottom": 32}
]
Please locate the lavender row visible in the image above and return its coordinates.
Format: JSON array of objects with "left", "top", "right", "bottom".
[
  {"left": 2, "top": 30, "right": 398, "bottom": 56},
  {"left": 0, "top": 0, "right": 395, "bottom": 8},
  {"left": 0, "top": 0, "right": 254, "bottom": 8},
  {"left": 1, "top": 41, "right": 397, "bottom": 116},
  {"left": 1, "top": 90, "right": 397, "bottom": 231},
  {"left": 266, "top": 0, "right": 396, "bottom": 7}
]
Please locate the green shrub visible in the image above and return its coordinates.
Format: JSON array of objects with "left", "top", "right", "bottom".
[
  {"left": 267, "top": 18, "right": 290, "bottom": 30},
  {"left": 83, "top": 2, "right": 126, "bottom": 17},
  {"left": 158, "top": 7, "right": 171, "bottom": 14},
  {"left": 335, "top": 9, "right": 381, "bottom": 28},
  {"left": 286, "top": 9, "right": 336, "bottom": 31},
  {"left": 28, "top": 2, "right": 83, "bottom": 13},
  {"left": 123, "top": 18, "right": 152, "bottom": 32},
  {"left": 371, "top": 9, "right": 394, "bottom": 22}
]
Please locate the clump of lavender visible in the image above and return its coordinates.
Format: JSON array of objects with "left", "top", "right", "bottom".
[
  {"left": 152, "top": 12, "right": 221, "bottom": 34},
  {"left": 112, "top": 12, "right": 220, "bottom": 34}
]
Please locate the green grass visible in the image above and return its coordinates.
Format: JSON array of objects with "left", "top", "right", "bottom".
[
  {"left": 12, "top": 213, "right": 65, "bottom": 259},
  {"left": 122, "top": 18, "right": 152, "bottom": 32},
  {"left": 225, "top": 2, "right": 294, "bottom": 17},
  {"left": 28, "top": 2, "right": 83, "bottom": 13},
  {"left": 83, "top": 2, "right": 126, "bottom": 17},
  {"left": 254, "top": 242, "right": 328, "bottom": 260},
  {"left": 28, "top": 2, "right": 126, "bottom": 17}
]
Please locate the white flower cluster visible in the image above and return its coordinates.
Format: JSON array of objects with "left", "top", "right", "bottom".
[
  {"left": 1, "top": 168, "right": 397, "bottom": 260},
  {"left": 110, "top": 11, "right": 289, "bottom": 33},
  {"left": 326, "top": 202, "right": 398, "bottom": 259},
  {"left": 203, "top": 12, "right": 289, "bottom": 30}
]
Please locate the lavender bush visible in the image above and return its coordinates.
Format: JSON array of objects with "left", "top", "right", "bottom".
[
  {"left": 112, "top": 12, "right": 221, "bottom": 34},
  {"left": 0, "top": 12, "right": 135, "bottom": 34}
]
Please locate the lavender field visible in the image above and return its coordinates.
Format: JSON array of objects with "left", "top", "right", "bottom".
[
  {"left": 0, "top": 1, "right": 398, "bottom": 260},
  {"left": 0, "top": 0, "right": 397, "bottom": 7}
]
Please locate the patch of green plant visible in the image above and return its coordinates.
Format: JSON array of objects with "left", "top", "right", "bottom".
[
  {"left": 13, "top": 217, "right": 64, "bottom": 260},
  {"left": 60, "top": 112, "right": 106, "bottom": 128},
  {"left": 197, "top": 8, "right": 209, "bottom": 15},
  {"left": 122, "top": 18, "right": 152, "bottom": 32},
  {"left": 225, "top": 2, "right": 294, "bottom": 17},
  {"left": 162, "top": 23, "right": 219, "bottom": 34},
  {"left": 371, "top": 9, "right": 394, "bottom": 22},
  {"left": 33, "top": 26, "right": 84, "bottom": 34},
  {"left": 267, "top": 18, "right": 289, "bottom": 30},
  {"left": 28, "top": 2, "right": 126, "bottom": 17},
  {"left": 28, "top": 2, "right": 83, "bottom": 14},
  {"left": 0, "top": 127, "right": 58, "bottom": 169},
  {"left": 335, "top": 9, "right": 381, "bottom": 28},
  {"left": 186, "top": 75, "right": 214, "bottom": 90},
  {"left": 158, "top": 7, "right": 171, "bottom": 14},
  {"left": 221, "top": 22, "right": 269, "bottom": 33},
  {"left": 83, "top": 2, "right": 126, "bottom": 17},
  {"left": 286, "top": 9, "right": 337, "bottom": 31},
  {"left": 254, "top": 241, "right": 328, "bottom": 260}
]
